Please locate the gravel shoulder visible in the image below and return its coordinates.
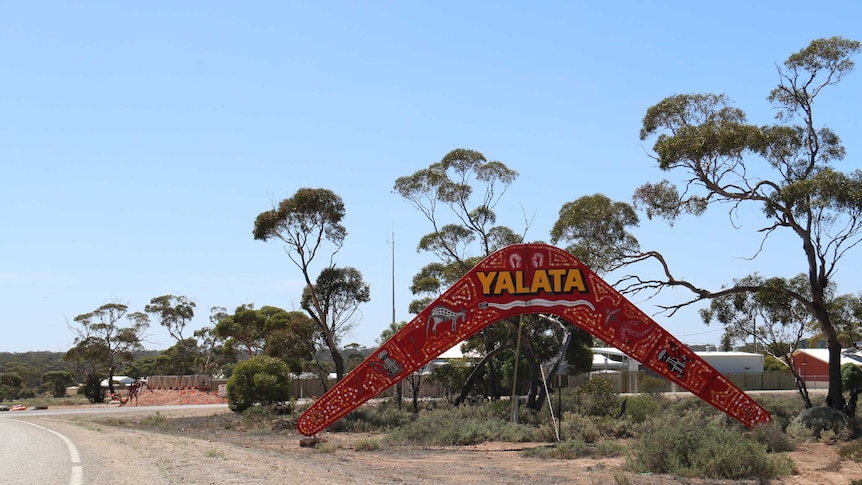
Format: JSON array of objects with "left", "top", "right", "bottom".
[{"left": 18, "top": 403, "right": 861, "bottom": 485}]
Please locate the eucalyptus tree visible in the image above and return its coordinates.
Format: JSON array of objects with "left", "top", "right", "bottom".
[
  {"left": 394, "top": 148, "right": 523, "bottom": 400},
  {"left": 550, "top": 193, "right": 641, "bottom": 275},
  {"left": 700, "top": 273, "right": 816, "bottom": 408},
  {"left": 192, "top": 306, "right": 231, "bottom": 376},
  {"left": 42, "top": 370, "right": 75, "bottom": 398},
  {"left": 299, "top": 266, "right": 370, "bottom": 379},
  {"left": 620, "top": 37, "right": 862, "bottom": 411},
  {"left": 213, "top": 304, "right": 317, "bottom": 374},
  {"left": 810, "top": 292, "right": 862, "bottom": 349},
  {"left": 253, "top": 187, "right": 369, "bottom": 381},
  {"left": 144, "top": 294, "right": 196, "bottom": 344},
  {"left": 64, "top": 302, "right": 149, "bottom": 397}
]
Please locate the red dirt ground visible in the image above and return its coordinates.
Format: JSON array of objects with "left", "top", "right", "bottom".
[{"left": 117, "top": 388, "right": 228, "bottom": 407}]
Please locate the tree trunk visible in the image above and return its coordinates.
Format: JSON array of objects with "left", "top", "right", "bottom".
[
  {"left": 826, "top": 340, "right": 846, "bottom": 410},
  {"left": 107, "top": 369, "right": 115, "bottom": 396},
  {"left": 331, "top": 350, "right": 345, "bottom": 382},
  {"left": 410, "top": 375, "right": 421, "bottom": 412},
  {"left": 811, "top": 284, "right": 845, "bottom": 411},
  {"left": 790, "top": 364, "right": 812, "bottom": 409},
  {"left": 844, "top": 388, "right": 859, "bottom": 418},
  {"left": 454, "top": 347, "right": 504, "bottom": 406},
  {"left": 524, "top": 348, "right": 541, "bottom": 410},
  {"left": 526, "top": 320, "right": 573, "bottom": 412},
  {"left": 482, "top": 329, "right": 502, "bottom": 399}
]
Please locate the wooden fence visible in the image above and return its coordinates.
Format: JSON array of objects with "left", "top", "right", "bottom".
[{"left": 145, "top": 370, "right": 812, "bottom": 403}]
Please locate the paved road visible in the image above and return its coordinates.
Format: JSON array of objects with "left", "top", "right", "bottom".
[
  {"left": 0, "top": 418, "right": 82, "bottom": 484},
  {"left": 0, "top": 405, "right": 229, "bottom": 485}
]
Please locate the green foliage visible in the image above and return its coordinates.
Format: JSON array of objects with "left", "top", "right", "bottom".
[
  {"left": 521, "top": 439, "right": 626, "bottom": 460},
  {"left": 81, "top": 373, "right": 104, "bottom": 403},
  {"left": 787, "top": 406, "right": 852, "bottom": 441},
  {"left": 252, "top": 188, "right": 356, "bottom": 381},
  {"left": 314, "top": 441, "right": 338, "bottom": 453},
  {"left": 0, "top": 372, "right": 24, "bottom": 400},
  {"left": 141, "top": 411, "right": 169, "bottom": 430},
  {"left": 638, "top": 375, "right": 668, "bottom": 396},
  {"left": 427, "top": 359, "right": 474, "bottom": 402},
  {"left": 240, "top": 404, "right": 279, "bottom": 426},
  {"left": 226, "top": 356, "right": 292, "bottom": 413},
  {"left": 576, "top": 377, "right": 620, "bottom": 416},
  {"left": 754, "top": 394, "right": 806, "bottom": 431},
  {"left": 636, "top": 36, "right": 862, "bottom": 411},
  {"left": 0, "top": 352, "right": 72, "bottom": 392},
  {"left": 144, "top": 294, "right": 196, "bottom": 344},
  {"left": 329, "top": 402, "right": 413, "bottom": 432},
  {"left": 215, "top": 304, "right": 316, "bottom": 372},
  {"left": 353, "top": 438, "right": 380, "bottom": 451},
  {"left": 838, "top": 438, "right": 862, "bottom": 464},
  {"left": 384, "top": 406, "right": 539, "bottom": 445},
  {"left": 557, "top": 412, "right": 602, "bottom": 443},
  {"left": 624, "top": 395, "right": 661, "bottom": 424},
  {"left": 763, "top": 354, "right": 788, "bottom": 372},
  {"left": 521, "top": 440, "right": 587, "bottom": 459},
  {"left": 749, "top": 423, "right": 795, "bottom": 452},
  {"left": 41, "top": 371, "right": 75, "bottom": 398},
  {"left": 550, "top": 193, "right": 640, "bottom": 274},
  {"left": 65, "top": 303, "right": 149, "bottom": 396},
  {"left": 842, "top": 363, "right": 862, "bottom": 391},
  {"left": 627, "top": 421, "right": 795, "bottom": 480}
]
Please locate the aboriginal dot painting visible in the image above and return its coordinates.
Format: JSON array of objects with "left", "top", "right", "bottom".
[{"left": 297, "top": 244, "right": 771, "bottom": 436}]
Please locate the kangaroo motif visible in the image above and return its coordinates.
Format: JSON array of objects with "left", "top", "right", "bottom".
[{"left": 426, "top": 306, "right": 466, "bottom": 338}]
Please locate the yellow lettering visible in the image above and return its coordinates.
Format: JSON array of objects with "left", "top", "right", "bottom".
[
  {"left": 495, "top": 271, "right": 516, "bottom": 295},
  {"left": 476, "top": 271, "right": 496, "bottom": 295},
  {"left": 477, "top": 268, "right": 589, "bottom": 295},
  {"left": 514, "top": 271, "right": 530, "bottom": 293},
  {"left": 563, "top": 269, "right": 588, "bottom": 293},
  {"left": 530, "top": 270, "right": 552, "bottom": 293},
  {"left": 548, "top": 269, "right": 567, "bottom": 290}
]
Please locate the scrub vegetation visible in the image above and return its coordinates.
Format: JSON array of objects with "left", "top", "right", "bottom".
[{"left": 98, "top": 384, "right": 862, "bottom": 483}]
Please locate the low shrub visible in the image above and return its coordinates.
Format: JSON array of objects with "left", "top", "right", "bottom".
[
  {"left": 521, "top": 440, "right": 587, "bottom": 459},
  {"left": 838, "top": 438, "right": 862, "bottom": 464},
  {"left": 638, "top": 376, "right": 668, "bottom": 396},
  {"left": 141, "top": 411, "right": 169, "bottom": 430},
  {"left": 353, "top": 438, "right": 381, "bottom": 451},
  {"left": 226, "top": 356, "right": 292, "bottom": 413},
  {"left": 521, "top": 439, "right": 625, "bottom": 460},
  {"left": 557, "top": 412, "right": 602, "bottom": 443},
  {"left": 750, "top": 422, "right": 795, "bottom": 452},
  {"left": 384, "top": 408, "right": 539, "bottom": 445},
  {"left": 623, "top": 395, "right": 661, "bottom": 424},
  {"left": 787, "top": 406, "right": 851, "bottom": 441},
  {"left": 576, "top": 378, "right": 620, "bottom": 417},
  {"left": 315, "top": 441, "right": 337, "bottom": 453},
  {"left": 329, "top": 404, "right": 413, "bottom": 432},
  {"left": 755, "top": 394, "right": 806, "bottom": 431},
  {"left": 627, "top": 421, "right": 796, "bottom": 480}
]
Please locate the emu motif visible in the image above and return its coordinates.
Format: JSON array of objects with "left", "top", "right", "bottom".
[{"left": 426, "top": 306, "right": 466, "bottom": 338}]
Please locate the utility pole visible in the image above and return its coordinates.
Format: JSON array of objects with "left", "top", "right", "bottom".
[{"left": 389, "top": 229, "right": 395, "bottom": 327}]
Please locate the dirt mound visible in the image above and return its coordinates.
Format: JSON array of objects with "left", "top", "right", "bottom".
[{"left": 122, "top": 389, "right": 228, "bottom": 407}]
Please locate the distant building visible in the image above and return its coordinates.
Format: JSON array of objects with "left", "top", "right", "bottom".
[
  {"left": 697, "top": 351, "right": 764, "bottom": 374},
  {"left": 590, "top": 347, "right": 764, "bottom": 375},
  {"left": 99, "top": 375, "right": 135, "bottom": 387},
  {"left": 790, "top": 349, "right": 862, "bottom": 382}
]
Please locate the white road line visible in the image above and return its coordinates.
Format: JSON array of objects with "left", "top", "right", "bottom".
[{"left": 12, "top": 419, "right": 83, "bottom": 485}]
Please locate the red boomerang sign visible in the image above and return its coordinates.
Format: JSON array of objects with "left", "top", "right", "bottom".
[{"left": 297, "top": 244, "right": 771, "bottom": 436}]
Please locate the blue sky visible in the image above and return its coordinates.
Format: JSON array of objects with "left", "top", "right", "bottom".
[{"left": 2, "top": 1, "right": 861, "bottom": 353}]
